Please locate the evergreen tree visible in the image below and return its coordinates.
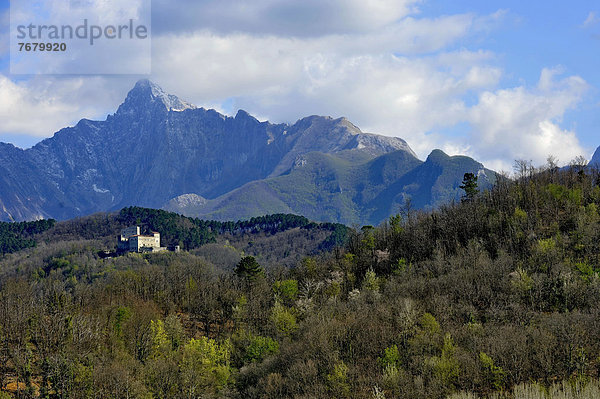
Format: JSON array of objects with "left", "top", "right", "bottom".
[
  {"left": 234, "top": 256, "right": 264, "bottom": 281},
  {"left": 460, "top": 172, "right": 479, "bottom": 201}
]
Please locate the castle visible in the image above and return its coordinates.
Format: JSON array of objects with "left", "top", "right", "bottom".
[{"left": 117, "top": 226, "right": 175, "bottom": 253}]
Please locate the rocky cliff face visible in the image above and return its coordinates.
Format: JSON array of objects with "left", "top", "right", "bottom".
[
  {"left": 591, "top": 146, "right": 600, "bottom": 167},
  {"left": 0, "top": 80, "right": 415, "bottom": 222}
]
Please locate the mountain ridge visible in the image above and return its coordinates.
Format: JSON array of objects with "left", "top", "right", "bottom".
[
  {"left": 1, "top": 80, "right": 492, "bottom": 224},
  {"left": 0, "top": 81, "right": 416, "bottom": 222},
  {"left": 164, "top": 147, "right": 496, "bottom": 225}
]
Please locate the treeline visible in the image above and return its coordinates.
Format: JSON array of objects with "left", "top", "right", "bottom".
[
  {"left": 0, "top": 208, "right": 348, "bottom": 255},
  {"left": 1, "top": 166, "right": 600, "bottom": 398},
  {"left": 0, "top": 219, "right": 55, "bottom": 255},
  {"left": 118, "top": 207, "right": 349, "bottom": 250},
  {"left": 117, "top": 207, "right": 218, "bottom": 249}
]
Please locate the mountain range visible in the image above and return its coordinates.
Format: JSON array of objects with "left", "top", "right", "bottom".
[{"left": 0, "top": 80, "right": 499, "bottom": 225}]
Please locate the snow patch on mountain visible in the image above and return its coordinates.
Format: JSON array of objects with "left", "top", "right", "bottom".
[{"left": 92, "top": 184, "right": 110, "bottom": 194}]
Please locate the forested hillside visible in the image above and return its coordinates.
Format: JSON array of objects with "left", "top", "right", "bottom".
[
  {"left": 0, "top": 220, "right": 55, "bottom": 255},
  {"left": 1, "top": 165, "right": 600, "bottom": 398}
]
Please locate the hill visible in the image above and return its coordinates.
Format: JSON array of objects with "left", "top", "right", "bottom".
[
  {"left": 0, "top": 208, "right": 347, "bottom": 269},
  {"left": 0, "top": 167, "right": 599, "bottom": 398}
]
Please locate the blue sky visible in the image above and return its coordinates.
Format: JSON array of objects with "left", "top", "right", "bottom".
[
  {"left": 0, "top": 0, "right": 598, "bottom": 171},
  {"left": 433, "top": 1, "right": 599, "bottom": 129}
]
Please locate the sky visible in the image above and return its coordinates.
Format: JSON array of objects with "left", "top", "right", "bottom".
[{"left": 0, "top": 0, "right": 598, "bottom": 172}]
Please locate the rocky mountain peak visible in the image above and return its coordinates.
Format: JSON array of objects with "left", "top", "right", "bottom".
[
  {"left": 234, "top": 109, "right": 261, "bottom": 124},
  {"left": 426, "top": 149, "right": 451, "bottom": 164},
  {"left": 116, "top": 79, "right": 196, "bottom": 115},
  {"left": 0, "top": 79, "right": 461, "bottom": 224}
]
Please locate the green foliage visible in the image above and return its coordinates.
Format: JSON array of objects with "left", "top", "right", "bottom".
[
  {"left": 119, "top": 206, "right": 217, "bottom": 249},
  {"left": 114, "top": 306, "right": 132, "bottom": 335},
  {"left": 479, "top": 352, "right": 506, "bottom": 391},
  {"left": 537, "top": 238, "right": 556, "bottom": 253},
  {"left": 409, "top": 313, "right": 443, "bottom": 360},
  {"left": 513, "top": 207, "right": 528, "bottom": 223},
  {"left": 3, "top": 168, "right": 600, "bottom": 398},
  {"left": 379, "top": 344, "right": 401, "bottom": 369},
  {"left": 427, "top": 334, "right": 460, "bottom": 387},
  {"left": 392, "top": 258, "right": 408, "bottom": 275},
  {"left": 150, "top": 320, "right": 170, "bottom": 358},
  {"left": 327, "top": 361, "right": 351, "bottom": 398},
  {"left": 361, "top": 226, "right": 376, "bottom": 250},
  {"left": 180, "top": 337, "right": 232, "bottom": 393},
  {"left": 320, "top": 222, "right": 350, "bottom": 250},
  {"left": 119, "top": 207, "right": 345, "bottom": 251},
  {"left": 245, "top": 335, "right": 279, "bottom": 363},
  {"left": 420, "top": 313, "right": 441, "bottom": 336},
  {"left": 389, "top": 214, "right": 403, "bottom": 234},
  {"left": 362, "top": 268, "right": 380, "bottom": 292},
  {"left": 324, "top": 280, "right": 342, "bottom": 298},
  {"left": 576, "top": 261, "right": 595, "bottom": 278},
  {"left": 271, "top": 301, "right": 297, "bottom": 337},
  {"left": 273, "top": 279, "right": 299, "bottom": 304},
  {"left": 546, "top": 183, "right": 583, "bottom": 206},
  {"left": 511, "top": 267, "right": 533, "bottom": 293}
]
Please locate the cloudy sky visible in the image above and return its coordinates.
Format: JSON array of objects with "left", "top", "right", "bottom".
[{"left": 0, "top": 0, "right": 598, "bottom": 172}]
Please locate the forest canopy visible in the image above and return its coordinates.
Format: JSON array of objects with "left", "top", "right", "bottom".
[{"left": 0, "top": 165, "right": 600, "bottom": 398}]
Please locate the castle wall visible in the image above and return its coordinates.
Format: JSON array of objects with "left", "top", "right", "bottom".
[
  {"left": 121, "top": 226, "right": 140, "bottom": 240},
  {"left": 118, "top": 227, "right": 167, "bottom": 253}
]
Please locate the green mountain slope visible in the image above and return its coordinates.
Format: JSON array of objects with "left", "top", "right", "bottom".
[{"left": 166, "top": 149, "right": 496, "bottom": 225}]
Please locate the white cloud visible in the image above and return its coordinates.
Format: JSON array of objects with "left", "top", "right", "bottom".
[
  {"left": 0, "top": 8, "right": 511, "bottom": 161},
  {"left": 34, "top": 0, "right": 149, "bottom": 22},
  {"left": 467, "top": 68, "right": 588, "bottom": 171},
  {"left": 9, "top": 1, "right": 151, "bottom": 75},
  {"left": 151, "top": 0, "right": 421, "bottom": 36},
  {"left": 0, "top": 75, "right": 132, "bottom": 137},
  {"left": 148, "top": 13, "right": 503, "bottom": 158},
  {"left": 230, "top": 52, "right": 501, "bottom": 157}
]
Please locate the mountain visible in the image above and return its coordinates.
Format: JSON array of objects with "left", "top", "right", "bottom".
[
  {"left": 165, "top": 148, "right": 496, "bottom": 225},
  {"left": 591, "top": 146, "right": 600, "bottom": 167},
  {"left": 0, "top": 80, "right": 494, "bottom": 224}
]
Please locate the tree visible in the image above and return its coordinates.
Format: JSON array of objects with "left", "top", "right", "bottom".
[
  {"left": 460, "top": 173, "right": 479, "bottom": 202},
  {"left": 234, "top": 256, "right": 264, "bottom": 281},
  {"left": 513, "top": 159, "right": 533, "bottom": 179},
  {"left": 179, "top": 337, "right": 232, "bottom": 396}
]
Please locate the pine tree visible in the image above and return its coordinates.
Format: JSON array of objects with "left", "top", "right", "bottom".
[
  {"left": 460, "top": 172, "right": 479, "bottom": 202},
  {"left": 234, "top": 256, "right": 264, "bottom": 281}
]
